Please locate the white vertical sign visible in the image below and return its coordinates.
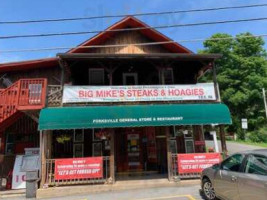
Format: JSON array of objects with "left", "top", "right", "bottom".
[
  {"left": 241, "top": 118, "right": 248, "bottom": 129},
  {"left": 12, "top": 155, "right": 26, "bottom": 189}
]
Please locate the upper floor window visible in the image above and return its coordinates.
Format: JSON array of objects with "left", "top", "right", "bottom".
[
  {"left": 89, "top": 68, "right": 104, "bottom": 85},
  {"left": 160, "top": 68, "right": 174, "bottom": 84},
  {"left": 123, "top": 73, "right": 138, "bottom": 85}
]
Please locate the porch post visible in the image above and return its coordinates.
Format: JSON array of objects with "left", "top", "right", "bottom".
[
  {"left": 109, "top": 129, "right": 115, "bottom": 183},
  {"left": 212, "top": 61, "right": 219, "bottom": 101},
  {"left": 166, "top": 126, "right": 173, "bottom": 181},
  {"left": 40, "top": 131, "right": 45, "bottom": 188},
  {"left": 40, "top": 130, "right": 51, "bottom": 188},
  {"left": 219, "top": 125, "right": 227, "bottom": 156}
]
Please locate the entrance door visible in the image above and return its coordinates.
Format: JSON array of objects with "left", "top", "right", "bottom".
[
  {"left": 115, "top": 127, "right": 167, "bottom": 176},
  {"left": 115, "top": 128, "right": 142, "bottom": 173},
  {"left": 127, "top": 130, "right": 142, "bottom": 171},
  {"left": 156, "top": 137, "right": 167, "bottom": 174}
]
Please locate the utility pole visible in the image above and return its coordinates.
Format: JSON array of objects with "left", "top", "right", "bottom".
[{"left": 263, "top": 88, "right": 267, "bottom": 119}]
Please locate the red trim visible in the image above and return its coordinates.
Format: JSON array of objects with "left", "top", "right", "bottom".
[{"left": 0, "top": 58, "right": 58, "bottom": 73}]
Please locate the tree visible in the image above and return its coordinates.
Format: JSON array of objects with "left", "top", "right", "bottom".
[{"left": 199, "top": 33, "right": 267, "bottom": 140}]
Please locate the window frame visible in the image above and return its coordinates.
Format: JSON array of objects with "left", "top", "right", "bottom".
[
  {"left": 123, "top": 73, "right": 138, "bottom": 85},
  {"left": 88, "top": 68, "right": 105, "bottom": 85},
  {"left": 220, "top": 153, "right": 245, "bottom": 173},
  {"left": 159, "top": 68, "right": 174, "bottom": 84}
]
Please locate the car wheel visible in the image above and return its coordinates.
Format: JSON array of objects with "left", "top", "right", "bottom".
[{"left": 202, "top": 178, "right": 217, "bottom": 200}]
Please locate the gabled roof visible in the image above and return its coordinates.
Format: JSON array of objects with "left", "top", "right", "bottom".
[
  {"left": 68, "top": 16, "right": 192, "bottom": 54},
  {"left": 0, "top": 16, "right": 192, "bottom": 73}
]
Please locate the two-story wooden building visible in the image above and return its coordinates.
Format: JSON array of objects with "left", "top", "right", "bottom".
[{"left": 0, "top": 16, "right": 231, "bottom": 188}]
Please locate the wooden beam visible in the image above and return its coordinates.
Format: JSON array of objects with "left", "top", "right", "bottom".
[
  {"left": 40, "top": 130, "right": 50, "bottom": 188},
  {"left": 109, "top": 129, "right": 115, "bottom": 183},
  {"left": 40, "top": 131, "right": 45, "bottom": 188},
  {"left": 219, "top": 125, "right": 227, "bottom": 156},
  {"left": 166, "top": 126, "right": 173, "bottom": 181},
  {"left": 58, "top": 59, "right": 65, "bottom": 86},
  {"left": 212, "top": 61, "right": 219, "bottom": 101}
]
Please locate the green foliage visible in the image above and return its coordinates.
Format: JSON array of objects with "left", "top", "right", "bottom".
[
  {"left": 56, "top": 134, "right": 71, "bottom": 144},
  {"left": 200, "top": 32, "right": 267, "bottom": 140},
  {"left": 248, "top": 125, "right": 267, "bottom": 143}
]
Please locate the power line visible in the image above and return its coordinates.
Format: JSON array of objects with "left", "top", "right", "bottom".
[
  {"left": 1, "top": 17, "right": 267, "bottom": 40},
  {"left": 1, "top": 3, "right": 267, "bottom": 24},
  {"left": 0, "top": 33, "right": 266, "bottom": 53}
]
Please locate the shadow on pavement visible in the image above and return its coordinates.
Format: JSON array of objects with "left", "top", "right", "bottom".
[{"left": 199, "top": 189, "right": 207, "bottom": 200}]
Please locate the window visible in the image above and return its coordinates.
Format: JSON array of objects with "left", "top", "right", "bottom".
[
  {"left": 245, "top": 155, "right": 267, "bottom": 176},
  {"left": 73, "top": 144, "right": 84, "bottom": 158},
  {"left": 28, "top": 84, "right": 42, "bottom": 104},
  {"left": 123, "top": 73, "right": 138, "bottom": 85},
  {"left": 185, "top": 139, "right": 195, "bottom": 153},
  {"left": 160, "top": 68, "right": 174, "bottom": 84},
  {"left": 221, "top": 154, "right": 244, "bottom": 172},
  {"left": 89, "top": 68, "right": 104, "bottom": 85}
]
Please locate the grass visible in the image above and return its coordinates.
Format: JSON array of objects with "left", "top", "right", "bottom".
[{"left": 228, "top": 140, "right": 267, "bottom": 148}]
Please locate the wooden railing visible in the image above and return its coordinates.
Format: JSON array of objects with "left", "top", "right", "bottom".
[
  {"left": 0, "top": 79, "right": 47, "bottom": 125},
  {"left": 45, "top": 157, "right": 110, "bottom": 187},
  {"left": 47, "top": 85, "right": 63, "bottom": 107}
]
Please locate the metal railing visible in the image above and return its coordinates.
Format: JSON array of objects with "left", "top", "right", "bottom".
[
  {"left": 171, "top": 154, "right": 201, "bottom": 180},
  {"left": 45, "top": 157, "right": 110, "bottom": 187}
]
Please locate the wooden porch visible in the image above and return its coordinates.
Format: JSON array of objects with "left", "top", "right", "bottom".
[{"left": 0, "top": 78, "right": 47, "bottom": 130}]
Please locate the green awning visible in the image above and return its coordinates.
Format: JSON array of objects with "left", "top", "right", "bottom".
[{"left": 38, "top": 104, "right": 231, "bottom": 130}]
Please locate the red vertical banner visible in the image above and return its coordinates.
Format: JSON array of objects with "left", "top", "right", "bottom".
[
  {"left": 55, "top": 157, "right": 103, "bottom": 180},
  {"left": 177, "top": 153, "right": 221, "bottom": 174}
]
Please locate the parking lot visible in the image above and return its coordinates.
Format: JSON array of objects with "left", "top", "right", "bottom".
[
  {"left": 1, "top": 184, "right": 205, "bottom": 200},
  {"left": 47, "top": 185, "right": 204, "bottom": 200}
]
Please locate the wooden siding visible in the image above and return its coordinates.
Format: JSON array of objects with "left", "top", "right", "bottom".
[{"left": 90, "top": 31, "right": 170, "bottom": 54}]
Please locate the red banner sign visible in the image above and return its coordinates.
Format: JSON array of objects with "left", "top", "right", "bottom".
[
  {"left": 55, "top": 157, "right": 103, "bottom": 180},
  {"left": 177, "top": 153, "right": 221, "bottom": 174}
]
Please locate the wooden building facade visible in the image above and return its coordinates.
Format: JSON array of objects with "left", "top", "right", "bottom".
[{"left": 0, "top": 16, "right": 231, "bottom": 188}]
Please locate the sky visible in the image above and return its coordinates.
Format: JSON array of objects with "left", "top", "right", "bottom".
[{"left": 0, "top": 0, "right": 267, "bottom": 63}]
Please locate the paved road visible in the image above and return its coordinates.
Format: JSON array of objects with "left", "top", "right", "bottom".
[
  {"left": 205, "top": 140, "right": 266, "bottom": 155},
  {"left": 3, "top": 184, "right": 205, "bottom": 200}
]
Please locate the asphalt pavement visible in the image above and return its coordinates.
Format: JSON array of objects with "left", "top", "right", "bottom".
[
  {"left": 2, "top": 184, "right": 205, "bottom": 200},
  {"left": 205, "top": 140, "right": 265, "bottom": 155}
]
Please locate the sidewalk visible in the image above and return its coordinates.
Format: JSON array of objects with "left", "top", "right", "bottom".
[
  {"left": 0, "top": 189, "right": 25, "bottom": 199},
  {"left": 37, "top": 179, "right": 200, "bottom": 199}
]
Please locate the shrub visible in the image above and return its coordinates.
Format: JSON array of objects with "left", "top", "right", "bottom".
[{"left": 248, "top": 125, "right": 267, "bottom": 143}]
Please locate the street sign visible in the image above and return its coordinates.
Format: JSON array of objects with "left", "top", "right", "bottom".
[{"left": 241, "top": 118, "right": 248, "bottom": 129}]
